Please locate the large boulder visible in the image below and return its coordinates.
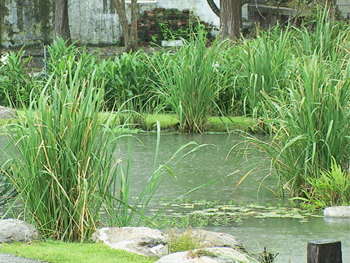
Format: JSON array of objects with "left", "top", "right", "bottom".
[
  {"left": 324, "top": 206, "right": 350, "bottom": 217},
  {"left": 91, "top": 226, "right": 167, "bottom": 257},
  {"left": 156, "top": 247, "right": 250, "bottom": 263},
  {"left": 0, "top": 219, "right": 40, "bottom": 243},
  {"left": 0, "top": 106, "right": 16, "bottom": 119},
  {"left": 172, "top": 229, "right": 246, "bottom": 252}
]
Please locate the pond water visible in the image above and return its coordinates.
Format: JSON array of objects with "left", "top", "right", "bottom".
[
  {"left": 118, "top": 133, "right": 350, "bottom": 263},
  {"left": 1, "top": 133, "right": 349, "bottom": 262},
  {"left": 118, "top": 133, "right": 277, "bottom": 204}
]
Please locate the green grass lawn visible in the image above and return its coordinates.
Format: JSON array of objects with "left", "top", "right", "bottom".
[{"left": 0, "top": 241, "right": 157, "bottom": 263}]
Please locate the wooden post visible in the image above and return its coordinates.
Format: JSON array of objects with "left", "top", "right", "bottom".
[{"left": 307, "top": 239, "right": 342, "bottom": 263}]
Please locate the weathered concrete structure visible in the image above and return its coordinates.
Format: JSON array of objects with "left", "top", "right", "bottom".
[
  {"left": 0, "top": 0, "right": 220, "bottom": 47},
  {"left": 2, "top": 0, "right": 350, "bottom": 47},
  {"left": 0, "top": 0, "right": 53, "bottom": 47}
]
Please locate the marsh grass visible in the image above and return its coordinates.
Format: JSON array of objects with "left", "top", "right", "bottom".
[
  {"left": 297, "top": 157, "right": 350, "bottom": 207},
  {"left": 0, "top": 49, "right": 35, "bottom": 108},
  {"left": 239, "top": 52, "right": 350, "bottom": 198},
  {"left": 1, "top": 61, "right": 118, "bottom": 241},
  {"left": 150, "top": 27, "right": 227, "bottom": 133},
  {"left": 101, "top": 50, "right": 155, "bottom": 112},
  {"left": 231, "top": 11, "right": 350, "bottom": 201},
  {"left": 235, "top": 25, "right": 295, "bottom": 117}
]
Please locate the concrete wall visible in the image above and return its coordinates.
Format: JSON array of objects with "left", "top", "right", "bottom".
[
  {"left": 1, "top": 0, "right": 220, "bottom": 47},
  {"left": 337, "top": 0, "right": 350, "bottom": 19},
  {"left": 1, "top": 0, "right": 53, "bottom": 47},
  {"left": 3, "top": 0, "right": 347, "bottom": 47},
  {"left": 68, "top": 0, "right": 221, "bottom": 45}
]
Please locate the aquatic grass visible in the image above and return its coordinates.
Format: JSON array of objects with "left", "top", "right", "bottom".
[
  {"left": 292, "top": 7, "right": 350, "bottom": 60},
  {"left": 240, "top": 54, "right": 350, "bottom": 197},
  {"left": 0, "top": 170, "right": 17, "bottom": 207},
  {"left": 46, "top": 37, "right": 99, "bottom": 91},
  {"left": 228, "top": 10, "right": 350, "bottom": 201},
  {"left": 150, "top": 27, "right": 227, "bottom": 133},
  {"left": 234, "top": 25, "right": 295, "bottom": 117},
  {"left": 298, "top": 157, "right": 350, "bottom": 207},
  {"left": 101, "top": 50, "right": 155, "bottom": 112},
  {"left": 1, "top": 59, "right": 120, "bottom": 241},
  {"left": 0, "top": 49, "right": 35, "bottom": 108},
  {"left": 1, "top": 50, "right": 217, "bottom": 240}
]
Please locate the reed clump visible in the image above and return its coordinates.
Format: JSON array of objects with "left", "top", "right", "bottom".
[
  {"left": 235, "top": 9, "right": 350, "bottom": 201},
  {"left": 2, "top": 58, "right": 119, "bottom": 241},
  {"left": 150, "top": 26, "right": 228, "bottom": 133}
]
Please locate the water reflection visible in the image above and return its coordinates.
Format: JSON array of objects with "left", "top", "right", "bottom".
[
  {"left": 119, "top": 133, "right": 276, "bottom": 204},
  {"left": 118, "top": 133, "right": 350, "bottom": 262}
]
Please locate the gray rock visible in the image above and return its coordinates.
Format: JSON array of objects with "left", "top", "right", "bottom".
[
  {"left": 0, "top": 253, "right": 46, "bottom": 263},
  {"left": 0, "top": 219, "right": 40, "bottom": 243},
  {"left": 324, "top": 206, "right": 350, "bottom": 217},
  {"left": 156, "top": 247, "right": 250, "bottom": 263},
  {"left": 91, "top": 226, "right": 167, "bottom": 257},
  {"left": 175, "top": 229, "right": 246, "bottom": 252},
  {"left": 0, "top": 106, "right": 16, "bottom": 119}
]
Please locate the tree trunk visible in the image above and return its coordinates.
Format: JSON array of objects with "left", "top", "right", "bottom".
[
  {"left": 207, "top": 0, "right": 220, "bottom": 17},
  {"left": 129, "top": 0, "right": 138, "bottom": 52},
  {"left": 112, "top": 0, "right": 138, "bottom": 52},
  {"left": 220, "top": 0, "right": 242, "bottom": 39},
  {"left": 54, "top": 0, "right": 71, "bottom": 43}
]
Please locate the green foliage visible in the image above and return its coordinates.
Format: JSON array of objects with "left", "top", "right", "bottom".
[
  {"left": 1, "top": 8, "right": 350, "bottom": 209},
  {"left": 150, "top": 27, "right": 227, "bottom": 133},
  {"left": 101, "top": 50, "right": 155, "bottom": 112},
  {"left": 235, "top": 11, "right": 350, "bottom": 198},
  {"left": 301, "top": 158, "right": 350, "bottom": 207},
  {"left": 234, "top": 25, "right": 295, "bottom": 117},
  {"left": 1, "top": 57, "right": 120, "bottom": 241},
  {"left": 167, "top": 228, "right": 201, "bottom": 254},
  {"left": 46, "top": 37, "right": 98, "bottom": 89},
  {"left": 0, "top": 170, "right": 17, "bottom": 207},
  {"left": 0, "top": 50, "right": 35, "bottom": 108},
  {"left": 159, "top": 22, "right": 191, "bottom": 41},
  {"left": 0, "top": 53, "right": 211, "bottom": 240}
]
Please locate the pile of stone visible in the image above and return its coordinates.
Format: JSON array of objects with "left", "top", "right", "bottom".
[
  {"left": 1, "top": 206, "right": 349, "bottom": 262},
  {"left": 91, "top": 227, "right": 249, "bottom": 263},
  {"left": 0, "top": 219, "right": 250, "bottom": 263}
]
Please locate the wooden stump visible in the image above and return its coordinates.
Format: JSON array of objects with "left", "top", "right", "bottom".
[{"left": 307, "top": 239, "right": 342, "bottom": 263}]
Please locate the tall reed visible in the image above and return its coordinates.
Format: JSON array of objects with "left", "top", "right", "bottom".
[
  {"left": 232, "top": 11, "right": 350, "bottom": 200},
  {"left": 242, "top": 54, "right": 350, "bottom": 197},
  {"left": 235, "top": 25, "right": 295, "bottom": 117},
  {"left": 150, "top": 27, "right": 226, "bottom": 133},
  {"left": 0, "top": 49, "right": 34, "bottom": 108},
  {"left": 1, "top": 58, "right": 120, "bottom": 241},
  {"left": 1, "top": 56, "right": 216, "bottom": 241},
  {"left": 101, "top": 50, "right": 155, "bottom": 112}
]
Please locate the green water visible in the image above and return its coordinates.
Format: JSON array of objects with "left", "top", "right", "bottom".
[
  {"left": 121, "top": 133, "right": 276, "bottom": 204},
  {"left": 1, "top": 133, "right": 349, "bottom": 262},
  {"left": 120, "top": 133, "right": 350, "bottom": 263}
]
